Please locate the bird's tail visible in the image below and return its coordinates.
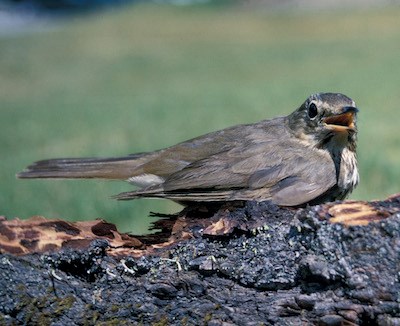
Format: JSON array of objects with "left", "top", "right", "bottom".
[{"left": 17, "top": 155, "right": 148, "bottom": 180}]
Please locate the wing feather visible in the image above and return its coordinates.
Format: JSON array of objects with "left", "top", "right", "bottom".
[{"left": 115, "top": 144, "right": 337, "bottom": 206}]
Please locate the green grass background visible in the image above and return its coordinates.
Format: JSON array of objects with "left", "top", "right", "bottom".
[{"left": 1, "top": 3, "right": 400, "bottom": 233}]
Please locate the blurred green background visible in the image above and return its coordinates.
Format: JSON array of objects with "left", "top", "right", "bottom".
[{"left": 1, "top": 2, "right": 400, "bottom": 234}]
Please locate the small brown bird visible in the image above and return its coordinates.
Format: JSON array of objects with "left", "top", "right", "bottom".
[{"left": 18, "top": 93, "right": 359, "bottom": 207}]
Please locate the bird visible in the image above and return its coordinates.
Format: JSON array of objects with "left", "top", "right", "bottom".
[{"left": 17, "top": 92, "right": 359, "bottom": 207}]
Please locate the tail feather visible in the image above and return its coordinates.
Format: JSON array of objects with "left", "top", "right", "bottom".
[{"left": 17, "top": 156, "right": 145, "bottom": 180}]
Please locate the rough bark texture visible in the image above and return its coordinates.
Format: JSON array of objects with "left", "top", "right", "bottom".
[{"left": 1, "top": 196, "right": 400, "bottom": 325}]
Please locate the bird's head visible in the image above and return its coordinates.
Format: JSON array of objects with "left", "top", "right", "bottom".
[{"left": 288, "top": 93, "right": 358, "bottom": 151}]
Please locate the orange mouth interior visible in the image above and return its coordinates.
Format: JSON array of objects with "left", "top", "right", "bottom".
[{"left": 324, "top": 112, "right": 355, "bottom": 129}]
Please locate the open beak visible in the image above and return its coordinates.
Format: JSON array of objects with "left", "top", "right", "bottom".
[{"left": 323, "top": 106, "right": 358, "bottom": 132}]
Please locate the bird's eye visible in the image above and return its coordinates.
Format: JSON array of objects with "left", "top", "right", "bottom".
[{"left": 308, "top": 102, "right": 318, "bottom": 119}]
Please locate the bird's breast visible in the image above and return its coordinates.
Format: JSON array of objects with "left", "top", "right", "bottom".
[{"left": 337, "top": 147, "right": 359, "bottom": 198}]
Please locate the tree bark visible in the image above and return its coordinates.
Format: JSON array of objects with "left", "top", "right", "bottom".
[{"left": 1, "top": 196, "right": 400, "bottom": 325}]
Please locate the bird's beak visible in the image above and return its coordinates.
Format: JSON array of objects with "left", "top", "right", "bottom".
[{"left": 323, "top": 106, "right": 358, "bottom": 132}]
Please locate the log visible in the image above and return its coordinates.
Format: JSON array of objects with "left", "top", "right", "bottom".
[{"left": 1, "top": 195, "right": 400, "bottom": 325}]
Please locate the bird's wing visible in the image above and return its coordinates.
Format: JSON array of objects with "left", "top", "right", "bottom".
[
  {"left": 115, "top": 138, "right": 337, "bottom": 206},
  {"left": 162, "top": 147, "right": 279, "bottom": 190},
  {"left": 137, "top": 117, "right": 287, "bottom": 176}
]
